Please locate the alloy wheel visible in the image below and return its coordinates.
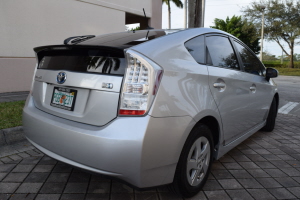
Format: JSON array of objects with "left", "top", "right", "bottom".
[{"left": 186, "top": 136, "right": 211, "bottom": 186}]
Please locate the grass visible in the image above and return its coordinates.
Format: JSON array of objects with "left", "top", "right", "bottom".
[
  {"left": 274, "top": 68, "right": 300, "bottom": 76},
  {"left": 262, "top": 60, "right": 300, "bottom": 76},
  {"left": 263, "top": 60, "right": 300, "bottom": 68},
  {"left": 0, "top": 100, "right": 25, "bottom": 129}
]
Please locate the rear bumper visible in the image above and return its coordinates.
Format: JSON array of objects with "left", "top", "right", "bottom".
[{"left": 23, "top": 95, "right": 194, "bottom": 188}]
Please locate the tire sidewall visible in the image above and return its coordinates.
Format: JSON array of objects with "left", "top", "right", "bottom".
[
  {"left": 262, "top": 98, "right": 277, "bottom": 132},
  {"left": 174, "top": 124, "right": 214, "bottom": 197}
]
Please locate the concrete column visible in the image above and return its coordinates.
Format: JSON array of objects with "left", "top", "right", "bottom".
[{"left": 150, "top": 0, "right": 162, "bottom": 29}]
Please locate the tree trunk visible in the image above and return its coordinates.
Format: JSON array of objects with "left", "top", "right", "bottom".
[
  {"left": 188, "top": 0, "right": 204, "bottom": 28},
  {"left": 184, "top": 0, "right": 187, "bottom": 28},
  {"left": 289, "top": 44, "right": 294, "bottom": 68},
  {"left": 188, "top": 0, "right": 195, "bottom": 28},
  {"left": 168, "top": 1, "right": 171, "bottom": 29}
]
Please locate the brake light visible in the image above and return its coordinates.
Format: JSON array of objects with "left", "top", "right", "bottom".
[{"left": 119, "top": 50, "right": 163, "bottom": 116}]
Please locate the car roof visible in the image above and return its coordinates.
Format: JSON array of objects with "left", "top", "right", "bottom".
[
  {"left": 78, "top": 29, "right": 182, "bottom": 49},
  {"left": 77, "top": 28, "right": 230, "bottom": 49}
]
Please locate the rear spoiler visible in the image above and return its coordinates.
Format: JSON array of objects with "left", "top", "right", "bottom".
[
  {"left": 33, "top": 45, "right": 124, "bottom": 53},
  {"left": 33, "top": 45, "right": 125, "bottom": 63}
]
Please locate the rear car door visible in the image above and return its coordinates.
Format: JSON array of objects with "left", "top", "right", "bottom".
[{"left": 206, "top": 35, "right": 254, "bottom": 145}]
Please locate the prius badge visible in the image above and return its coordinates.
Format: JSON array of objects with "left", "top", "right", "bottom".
[{"left": 57, "top": 72, "right": 67, "bottom": 84}]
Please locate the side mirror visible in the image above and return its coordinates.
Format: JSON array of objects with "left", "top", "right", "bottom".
[{"left": 266, "top": 68, "right": 278, "bottom": 81}]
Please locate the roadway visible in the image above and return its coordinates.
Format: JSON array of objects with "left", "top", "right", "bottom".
[{"left": 275, "top": 76, "right": 300, "bottom": 116}]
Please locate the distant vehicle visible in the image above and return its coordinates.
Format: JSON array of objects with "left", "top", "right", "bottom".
[{"left": 23, "top": 28, "right": 279, "bottom": 197}]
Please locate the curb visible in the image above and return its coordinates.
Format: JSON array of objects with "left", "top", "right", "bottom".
[{"left": 0, "top": 126, "right": 26, "bottom": 146}]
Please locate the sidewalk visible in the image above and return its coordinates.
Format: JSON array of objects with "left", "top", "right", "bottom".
[
  {"left": 0, "top": 113, "right": 299, "bottom": 200},
  {"left": 0, "top": 91, "right": 29, "bottom": 103}
]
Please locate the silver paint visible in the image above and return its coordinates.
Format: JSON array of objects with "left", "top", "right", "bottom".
[
  {"left": 23, "top": 28, "right": 278, "bottom": 189},
  {"left": 23, "top": 95, "right": 194, "bottom": 187}
]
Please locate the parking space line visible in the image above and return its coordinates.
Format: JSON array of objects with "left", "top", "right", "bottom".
[{"left": 278, "top": 102, "right": 299, "bottom": 114}]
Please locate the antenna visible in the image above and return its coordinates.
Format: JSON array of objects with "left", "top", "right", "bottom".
[{"left": 143, "top": 8, "right": 154, "bottom": 30}]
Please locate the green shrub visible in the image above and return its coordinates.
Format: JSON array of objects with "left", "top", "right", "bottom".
[
  {"left": 263, "top": 64, "right": 284, "bottom": 68},
  {"left": 262, "top": 60, "right": 300, "bottom": 68},
  {"left": 273, "top": 68, "right": 300, "bottom": 76}
]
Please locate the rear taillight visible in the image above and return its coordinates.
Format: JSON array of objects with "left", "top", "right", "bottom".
[{"left": 119, "top": 50, "right": 163, "bottom": 116}]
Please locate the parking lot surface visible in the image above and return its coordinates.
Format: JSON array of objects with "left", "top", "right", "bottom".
[{"left": 0, "top": 113, "right": 300, "bottom": 200}]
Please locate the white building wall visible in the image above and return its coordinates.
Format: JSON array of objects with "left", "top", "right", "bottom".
[
  {"left": 0, "top": 0, "right": 125, "bottom": 57},
  {"left": 0, "top": 0, "right": 161, "bottom": 93},
  {"left": 81, "top": 0, "right": 152, "bottom": 18}
]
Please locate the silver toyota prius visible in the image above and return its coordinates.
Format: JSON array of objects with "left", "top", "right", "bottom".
[{"left": 23, "top": 28, "right": 279, "bottom": 197}]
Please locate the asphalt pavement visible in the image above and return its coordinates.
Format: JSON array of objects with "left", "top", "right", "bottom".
[
  {"left": 276, "top": 76, "right": 300, "bottom": 103},
  {"left": 275, "top": 76, "right": 300, "bottom": 117}
]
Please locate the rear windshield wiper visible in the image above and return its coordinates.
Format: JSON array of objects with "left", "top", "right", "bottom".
[{"left": 64, "top": 35, "right": 95, "bottom": 45}]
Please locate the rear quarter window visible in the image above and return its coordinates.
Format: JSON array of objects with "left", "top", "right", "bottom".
[{"left": 184, "top": 35, "right": 205, "bottom": 64}]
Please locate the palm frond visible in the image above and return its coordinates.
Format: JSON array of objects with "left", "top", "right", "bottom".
[{"left": 171, "top": 0, "right": 183, "bottom": 8}]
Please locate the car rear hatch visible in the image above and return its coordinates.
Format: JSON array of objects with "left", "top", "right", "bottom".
[{"left": 32, "top": 45, "right": 125, "bottom": 126}]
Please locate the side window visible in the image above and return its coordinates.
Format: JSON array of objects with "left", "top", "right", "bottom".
[
  {"left": 206, "top": 36, "right": 239, "bottom": 70},
  {"left": 185, "top": 35, "right": 205, "bottom": 64},
  {"left": 234, "top": 41, "right": 265, "bottom": 76}
]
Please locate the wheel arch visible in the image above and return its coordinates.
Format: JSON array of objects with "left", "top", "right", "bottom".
[
  {"left": 171, "top": 115, "right": 221, "bottom": 196},
  {"left": 194, "top": 116, "right": 221, "bottom": 160},
  {"left": 185, "top": 115, "right": 221, "bottom": 159}
]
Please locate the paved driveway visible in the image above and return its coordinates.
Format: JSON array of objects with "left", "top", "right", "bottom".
[{"left": 1, "top": 113, "right": 300, "bottom": 200}]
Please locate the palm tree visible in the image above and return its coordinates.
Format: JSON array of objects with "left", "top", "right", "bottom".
[{"left": 162, "top": 0, "right": 183, "bottom": 29}]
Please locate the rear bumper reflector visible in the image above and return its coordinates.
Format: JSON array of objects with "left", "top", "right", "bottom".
[{"left": 119, "top": 109, "right": 146, "bottom": 115}]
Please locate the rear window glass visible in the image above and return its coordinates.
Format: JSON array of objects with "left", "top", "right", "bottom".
[{"left": 38, "top": 48, "right": 126, "bottom": 76}]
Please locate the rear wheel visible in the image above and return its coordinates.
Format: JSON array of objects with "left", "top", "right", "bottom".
[
  {"left": 171, "top": 123, "right": 213, "bottom": 197},
  {"left": 261, "top": 98, "right": 277, "bottom": 132}
]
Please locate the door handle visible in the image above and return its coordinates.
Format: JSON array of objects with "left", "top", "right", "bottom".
[{"left": 213, "top": 83, "right": 226, "bottom": 88}]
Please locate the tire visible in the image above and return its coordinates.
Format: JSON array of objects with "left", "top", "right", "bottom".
[
  {"left": 171, "top": 123, "right": 213, "bottom": 198},
  {"left": 261, "top": 98, "right": 277, "bottom": 132}
]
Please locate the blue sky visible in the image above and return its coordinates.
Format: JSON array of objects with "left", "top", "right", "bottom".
[{"left": 162, "top": 0, "right": 299, "bottom": 57}]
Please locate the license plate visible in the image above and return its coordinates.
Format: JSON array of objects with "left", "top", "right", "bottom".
[{"left": 50, "top": 87, "right": 77, "bottom": 111}]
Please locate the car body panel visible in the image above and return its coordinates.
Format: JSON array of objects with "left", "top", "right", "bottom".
[
  {"left": 216, "top": 119, "right": 266, "bottom": 159},
  {"left": 23, "top": 95, "right": 195, "bottom": 187},
  {"left": 130, "top": 29, "right": 222, "bottom": 120},
  {"left": 23, "top": 28, "right": 279, "bottom": 189},
  {"left": 34, "top": 69, "right": 123, "bottom": 93},
  {"left": 247, "top": 74, "right": 275, "bottom": 122},
  {"left": 32, "top": 70, "right": 122, "bottom": 126},
  {"left": 207, "top": 66, "right": 263, "bottom": 145}
]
